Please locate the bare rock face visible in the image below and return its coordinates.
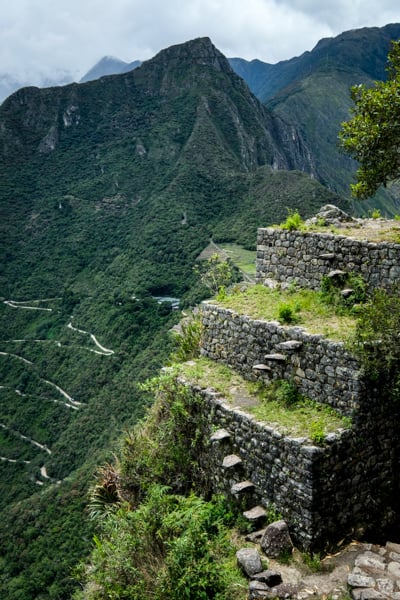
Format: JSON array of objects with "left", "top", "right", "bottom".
[{"left": 260, "top": 520, "right": 293, "bottom": 558}]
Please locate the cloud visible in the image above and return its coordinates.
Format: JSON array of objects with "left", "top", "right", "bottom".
[{"left": 1, "top": 0, "right": 399, "bottom": 85}]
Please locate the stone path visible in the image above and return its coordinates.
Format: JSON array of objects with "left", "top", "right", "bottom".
[{"left": 240, "top": 532, "right": 400, "bottom": 599}]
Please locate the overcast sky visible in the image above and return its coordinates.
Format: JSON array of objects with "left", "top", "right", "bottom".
[{"left": 2, "top": 0, "right": 400, "bottom": 84}]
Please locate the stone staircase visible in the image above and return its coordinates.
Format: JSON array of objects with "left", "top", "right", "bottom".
[{"left": 210, "top": 427, "right": 265, "bottom": 522}]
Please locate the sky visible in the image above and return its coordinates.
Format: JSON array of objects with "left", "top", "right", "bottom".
[{"left": 1, "top": 0, "right": 400, "bottom": 84}]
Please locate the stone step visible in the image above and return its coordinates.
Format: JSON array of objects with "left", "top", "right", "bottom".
[
  {"left": 222, "top": 454, "right": 242, "bottom": 469},
  {"left": 231, "top": 480, "right": 255, "bottom": 494},
  {"left": 276, "top": 340, "right": 303, "bottom": 351},
  {"left": 341, "top": 288, "right": 354, "bottom": 298},
  {"left": 327, "top": 269, "right": 346, "bottom": 279},
  {"left": 264, "top": 353, "right": 286, "bottom": 362},
  {"left": 252, "top": 363, "right": 272, "bottom": 371},
  {"left": 210, "top": 428, "right": 231, "bottom": 442},
  {"left": 243, "top": 505, "right": 267, "bottom": 521}
]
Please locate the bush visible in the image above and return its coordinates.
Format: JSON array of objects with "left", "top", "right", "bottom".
[
  {"left": 170, "top": 313, "right": 202, "bottom": 362},
  {"left": 348, "top": 286, "right": 400, "bottom": 382},
  {"left": 280, "top": 210, "right": 304, "bottom": 231},
  {"left": 320, "top": 272, "right": 366, "bottom": 309},
  {"left": 276, "top": 379, "right": 301, "bottom": 406},
  {"left": 278, "top": 303, "right": 297, "bottom": 324}
]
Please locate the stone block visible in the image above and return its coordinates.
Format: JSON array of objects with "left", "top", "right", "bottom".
[
  {"left": 260, "top": 520, "right": 293, "bottom": 558},
  {"left": 236, "top": 547, "right": 263, "bottom": 577}
]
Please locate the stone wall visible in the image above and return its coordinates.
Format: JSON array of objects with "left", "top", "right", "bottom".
[
  {"left": 200, "top": 303, "right": 362, "bottom": 416},
  {"left": 183, "top": 222, "right": 400, "bottom": 550},
  {"left": 256, "top": 228, "right": 400, "bottom": 291},
  {"left": 181, "top": 382, "right": 395, "bottom": 551}
]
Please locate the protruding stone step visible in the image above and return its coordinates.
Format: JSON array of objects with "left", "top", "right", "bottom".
[
  {"left": 243, "top": 505, "right": 267, "bottom": 521},
  {"left": 264, "top": 353, "right": 286, "bottom": 362},
  {"left": 222, "top": 454, "right": 242, "bottom": 469},
  {"left": 252, "top": 364, "right": 271, "bottom": 371},
  {"left": 231, "top": 480, "right": 255, "bottom": 494},
  {"left": 210, "top": 428, "right": 231, "bottom": 442},
  {"left": 319, "top": 253, "right": 335, "bottom": 260},
  {"left": 276, "top": 340, "right": 303, "bottom": 351},
  {"left": 327, "top": 269, "right": 346, "bottom": 279},
  {"left": 245, "top": 528, "right": 267, "bottom": 543},
  {"left": 341, "top": 288, "right": 354, "bottom": 298}
]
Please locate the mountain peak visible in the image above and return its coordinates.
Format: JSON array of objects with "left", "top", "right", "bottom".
[
  {"left": 80, "top": 56, "right": 130, "bottom": 82},
  {"left": 144, "top": 37, "right": 232, "bottom": 73}
]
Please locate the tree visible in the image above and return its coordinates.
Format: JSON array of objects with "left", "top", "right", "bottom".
[
  {"left": 340, "top": 41, "right": 400, "bottom": 199},
  {"left": 194, "top": 254, "right": 239, "bottom": 295}
]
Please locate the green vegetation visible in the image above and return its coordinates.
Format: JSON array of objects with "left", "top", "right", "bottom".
[
  {"left": 194, "top": 254, "right": 240, "bottom": 296},
  {"left": 0, "top": 38, "right": 341, "bottom": 596},
  {"left": 169, "top": 313, "right": 203, "bottom": 363},
  {"left": 75, "top": 489, "right": 248, "bottom": 600},
  {"left": 280, "top": 209, "right": 305, "bottom": 231},
  {"left": 219, "top": 244, "right": 257, "bottom": 277},
  {"left": 73, "top": 370, "right": 249, "bottom": 599},
  {"left": 211, "top": 284, "right": 357, "bottom": 340},
  {"left": 369, "top": 208, "right": 382, "bottom": 219},
  {"left": 264, "top": 25, "right": 400, "bottom": 215},
  {"left": 0, "top": 29, "right": 397, "bottom": 598},
  {"left": 340, "top": 41, "right": 400, "bottom": 199},
  {"left": 320, "top": 272, "right": 367, "bottom": 308},
  {"left": 348, "top": 286, "right": 400, "bottom": 383},
  {"left": 177, "top": 358, "right": 350, "bottom": 442}
]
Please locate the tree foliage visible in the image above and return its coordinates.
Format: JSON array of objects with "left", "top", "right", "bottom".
[
  {"left": 340, "top": 41, "right": 400, "bottom": 198},
  {"left": 194, "top": 254, "right": 240, "bottom": 296}
]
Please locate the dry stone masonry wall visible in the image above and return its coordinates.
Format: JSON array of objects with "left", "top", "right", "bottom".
[
  {"left": 256, "top": 227, "right": 400, "bottom": 291},
  {"left": 182, "top": 380, "right": 395, "bottom": 551},
  {"left": 200, "top": 303, "right": 361, "bottom": 416},
  {"left": 188, "top": 218, "right": 400, "bottom": 551}
]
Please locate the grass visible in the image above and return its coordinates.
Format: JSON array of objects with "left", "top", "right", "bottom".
[
  {"left": 210, "top": 284, "right": 356, "bottom": 341},
  {"left": 176, "top": 358, "right": 350, "bottom": 442},
  {"left": 220, "top": 244, "right": 256, "bottom": 276},
  {"left": 272, "top": 219, "right": 400, "bottom": 244}
]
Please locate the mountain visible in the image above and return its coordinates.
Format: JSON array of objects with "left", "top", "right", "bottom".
[
  {"left": 0, "top": 36, "right": 344, "bottom": 599},
  {"left": 230, "top": 23, "right": 400, "bottom": 103},
  {"left": 231, "top": 23, "right": 400, "bottom": 213},
  {"left": 0, "top": 71, "right": 75, "bottom": 104},
  {"left": 79, "top": 56, "right": 141, "bottom": 82}
]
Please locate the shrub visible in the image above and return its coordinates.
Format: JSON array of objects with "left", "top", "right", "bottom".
[
  {"left": 310, "top": 420, "right": 326, "bottom": 445},
  {"left": 170, "top": 313, "right": 202, "bottom": 362},
  {"left": 278, "top": 303, "right": 298, "bottom": 324},
  {"left": 276, "top": 379, "right": 301, "bottom": 406},
  {"left": 194, "top": 254, "right": 240, "bottom": 296},
  {"left": 348, "top": 286, "right": 400, "bottom": 382},
  {"left": 280, "top": 209, "right": 304, "bottom": 231},
  {"left": 368, "top": 208, "right": 381, "bottom": 219},
  {"left": 320, "top": 272, "right": 366, "bottom": 309}
]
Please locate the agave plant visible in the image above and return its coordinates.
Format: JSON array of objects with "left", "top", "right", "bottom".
[{"left": 88, "top": 462, "right": 122, "bottom": 521}]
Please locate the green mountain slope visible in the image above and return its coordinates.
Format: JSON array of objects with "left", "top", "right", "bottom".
[
  {"left": 231, "top": 24, "right": 400, "bottom": 213},
  {"left": 0, "top": 37, "right": 346, "bottom": 598},
  {"left": 230, "top": 23, "right": 400, "bottom": 104}
]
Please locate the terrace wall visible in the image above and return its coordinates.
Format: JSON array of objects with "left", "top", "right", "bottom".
[{"left": 256, "top": 228, "right": 400, "bottom": 291}]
